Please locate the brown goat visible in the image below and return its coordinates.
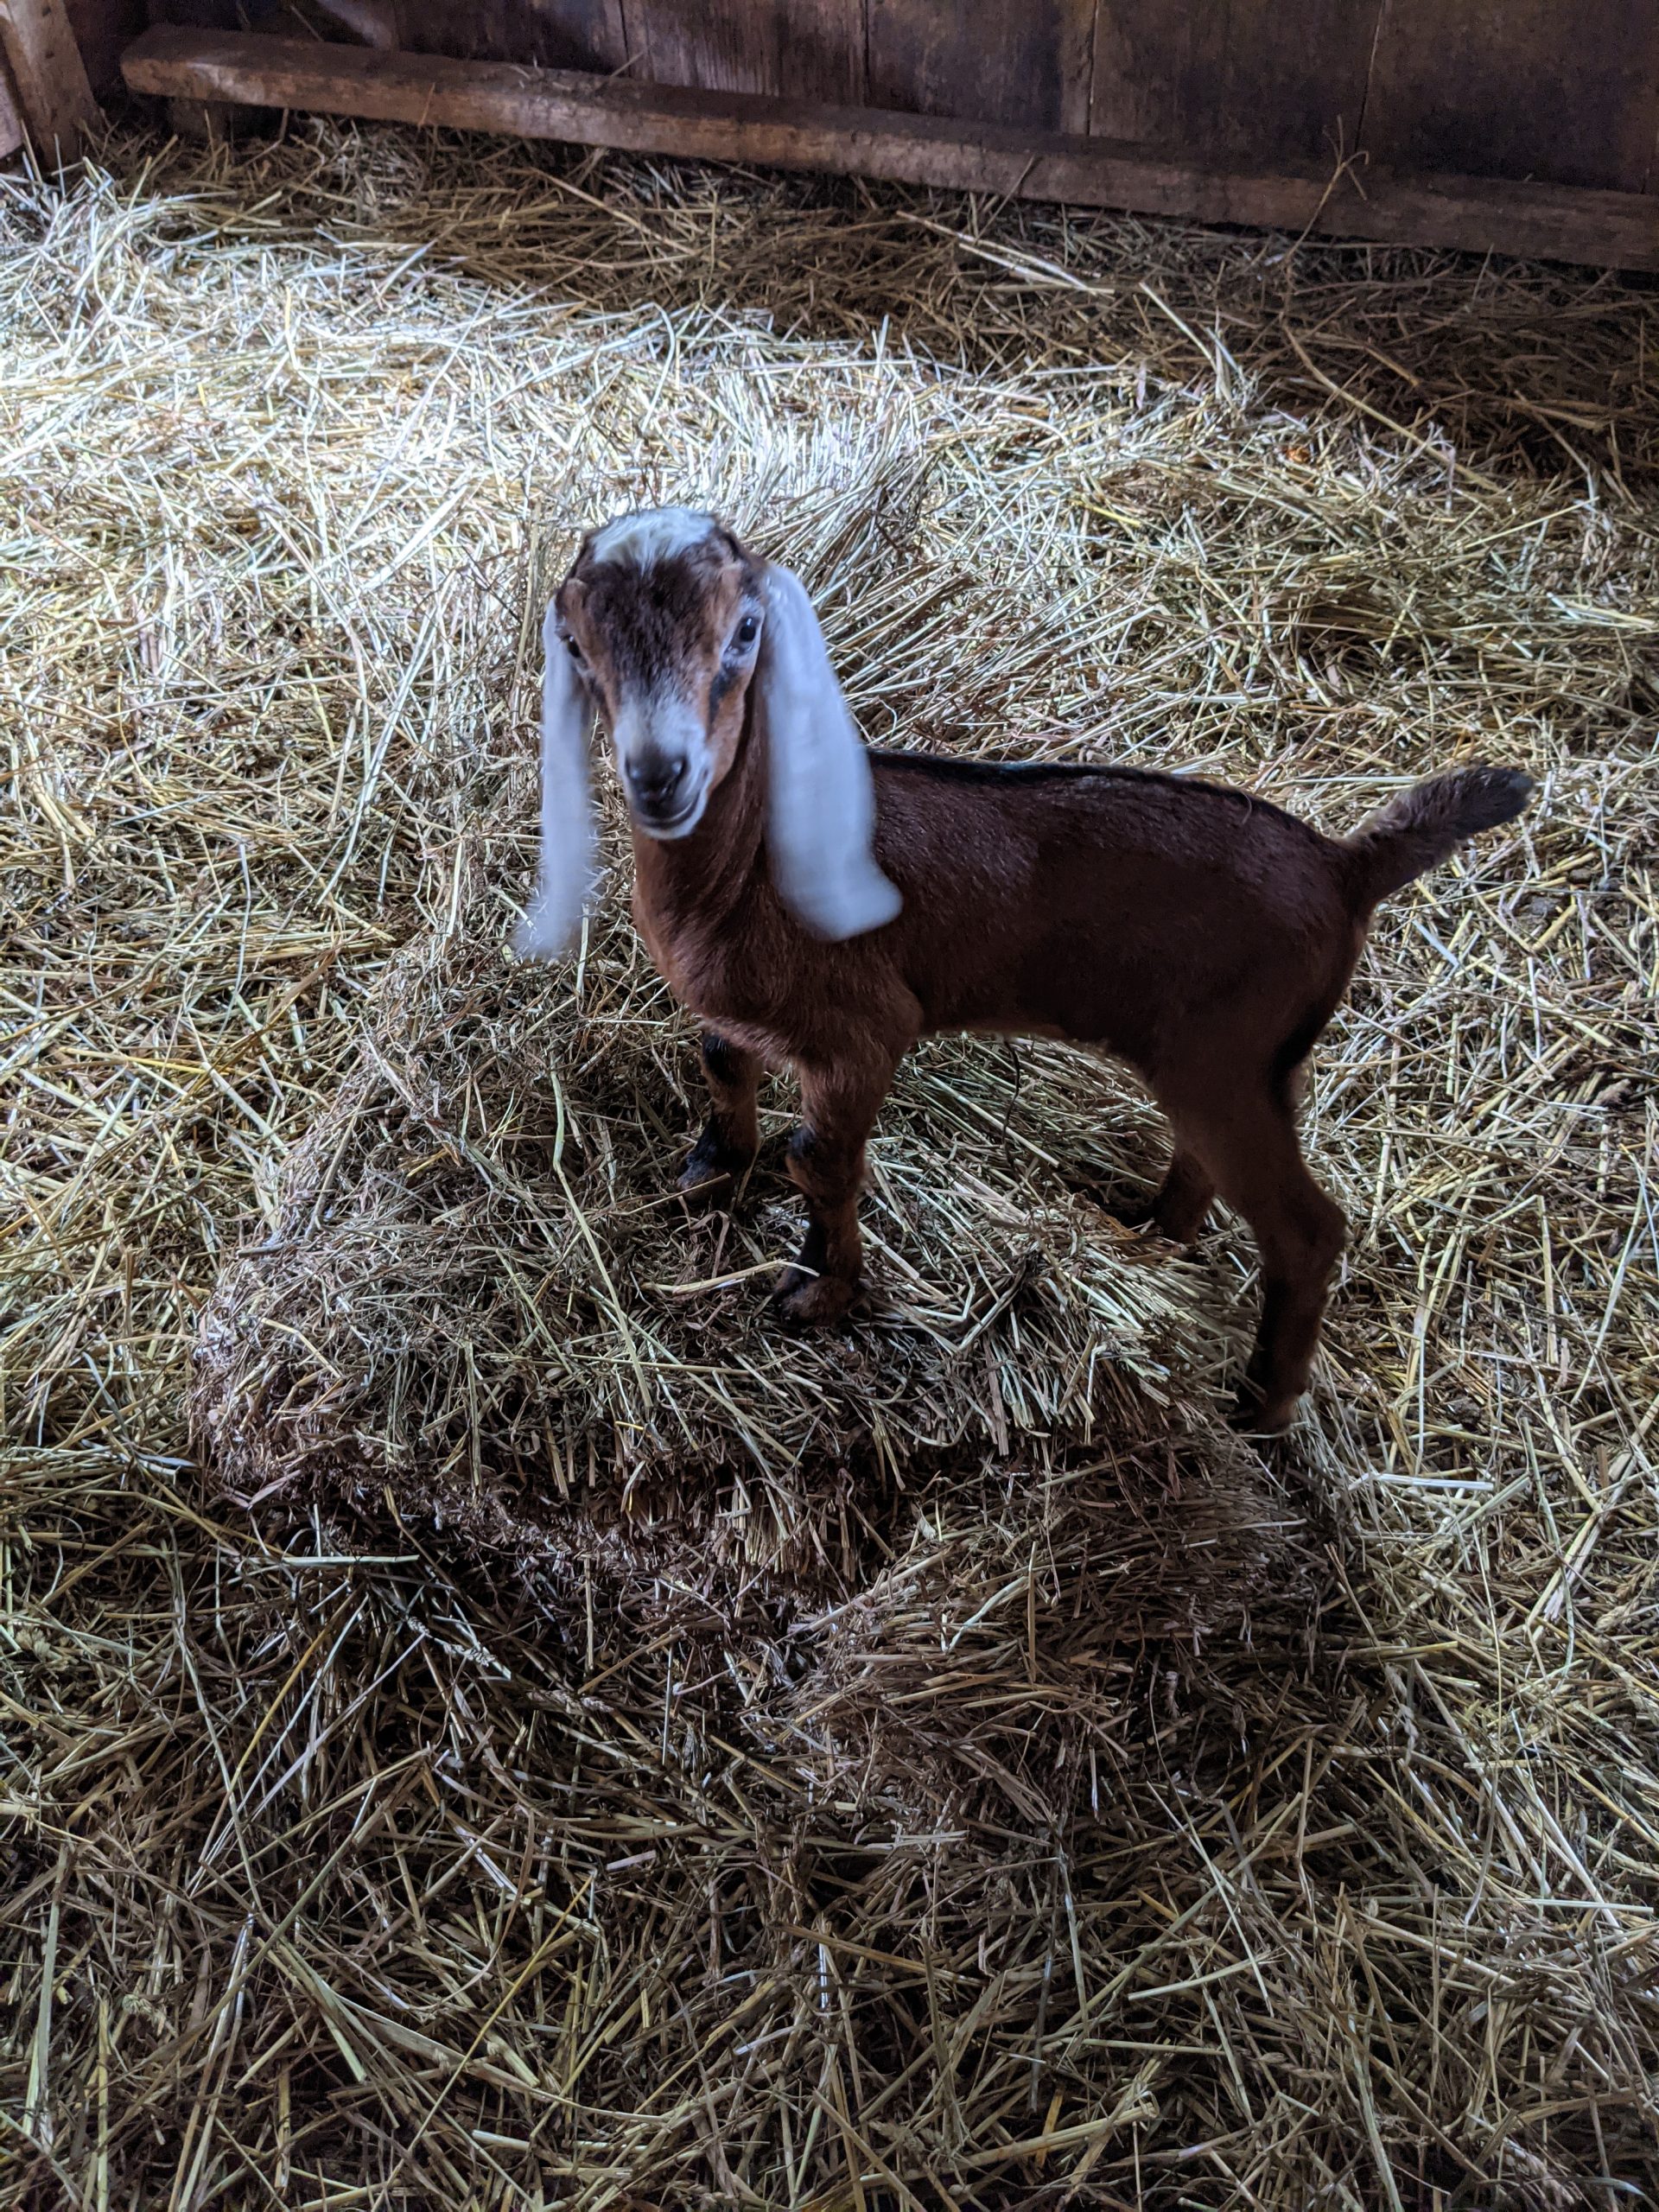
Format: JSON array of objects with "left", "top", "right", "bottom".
[{"left": 518, "top": 508, "right": 1534, "bottom": 1432}]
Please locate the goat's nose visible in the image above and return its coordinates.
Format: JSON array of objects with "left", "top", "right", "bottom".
[{"left": 626, "top": 751, "right": 689, "bottom": 810}]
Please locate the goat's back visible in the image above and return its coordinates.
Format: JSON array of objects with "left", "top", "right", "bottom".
[{"left": 868, "top": 753, "right": 1363, "bottom": 1086}]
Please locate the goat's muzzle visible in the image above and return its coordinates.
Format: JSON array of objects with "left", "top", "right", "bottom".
[{"left": 625, "top": 747, "right": 704, "bottom": 837}]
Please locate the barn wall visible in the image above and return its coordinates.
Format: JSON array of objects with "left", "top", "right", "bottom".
[
  {"left": 1357, "top": 0, "right": 1659, "bottom": 194},
  {"left": 17, "top": 0, "right": 1639, "bottom": 205},
  {"left": 334, "top": 0, "right": 1659, "bottom": 194}
]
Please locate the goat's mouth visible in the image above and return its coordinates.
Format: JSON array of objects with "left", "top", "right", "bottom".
[{"left": 630, "top": 786, "right": 709, "bottom": 841}]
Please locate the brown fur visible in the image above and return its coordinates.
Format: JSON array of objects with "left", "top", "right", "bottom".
[{"left": 556, "top": 525, "right": 1533, "bottom": 1433}]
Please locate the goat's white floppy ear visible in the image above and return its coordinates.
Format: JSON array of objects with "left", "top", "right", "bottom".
[
  {"left": 756, "top": 564, "right": 902, "bottom": 941},
  {"left": 514, "top": 602, "right": 596, "bottom": 961}
]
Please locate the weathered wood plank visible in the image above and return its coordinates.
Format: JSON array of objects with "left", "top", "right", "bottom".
[
  {"left": 623, "top": 0, "right": 865, "bottom": 105},
  {"left": 0, "top": 0, "right": 102, "bottom": 162},
  {"left": 401, "top": 0, "right": 626, "bottom": 73},
  {"left": 1359, "top": 0, "right": 1659, "bottom": 194},
  {"left": 0, "top": 47, "right": 25, "bottom": 156},
  {"left": 1089, "top": 0, "right": 1382, "bottom": 165},
  {"left": 868, "top": 0, "right": 1096, "bottom": 134},
  {"left": 62, "top": 0, "right": 141, "bottom": 96},
  {"left": 309, "top": 0, "right": 400, "bottom": 53},
  {"left": 119, "top": 27, "right": 1659, "bottom": 270}
]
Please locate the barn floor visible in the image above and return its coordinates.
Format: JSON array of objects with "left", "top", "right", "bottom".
[{"left": 3, "top": 121, "right": 1657, "bottom": 2209}]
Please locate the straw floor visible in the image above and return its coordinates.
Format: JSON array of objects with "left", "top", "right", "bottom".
[{"left": 3, "top": 119, "right": 1657, "bottom": 2211}]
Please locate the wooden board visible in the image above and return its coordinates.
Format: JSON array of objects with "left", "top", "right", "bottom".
[
  {"left": 624, "top": 0, "right": 865, "bottom": 105},
  {"left": 119, "top": 27, "right": 1659, "bottom": 270},
  {"left": 0, "top": 0, "right": 101, "bottom": 160},
  {"left": 867, "top": 0, "right": 1096, "bottom": 134},
  {"left": 0, "top": 47, "right": 24, "bottom": 154},
  {"left": 396, "top": 0, "right": 626, "bottom": 72},
  {"left": 1089, "top": 0, "right": 1382, "bottom": 165},
  {"left": 62, "top": 0, "right": 139, "bottom": 92},
  {"left": 1359, "top": 0, "right": 1659, "bottom": 194}
]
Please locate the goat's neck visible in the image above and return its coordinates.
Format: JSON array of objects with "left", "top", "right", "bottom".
[{"left": 630, "top": 723, "right": 768, "bottom": 950}]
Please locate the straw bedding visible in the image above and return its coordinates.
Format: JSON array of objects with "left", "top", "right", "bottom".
[{"left": 3, "top": 118, "right": 1657, "bottom": 2210}]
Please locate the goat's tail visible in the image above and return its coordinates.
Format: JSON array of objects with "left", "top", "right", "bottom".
[{"left": 1343, "top": 766, "right": 1534, "bottom": 909}]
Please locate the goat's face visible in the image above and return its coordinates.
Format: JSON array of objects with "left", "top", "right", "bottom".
[
  {"left": 556, "top": 509, "right": 764, "bottom": 840},
  {"left": 518, "top": 506, "right": 900, "bottom": 956}
]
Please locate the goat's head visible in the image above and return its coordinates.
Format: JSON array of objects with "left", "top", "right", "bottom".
[
  {"left": 516, "top": 507, "right": 900, "bottom": 957},
  {"left": 560, "top": 508, "right": 758, "bottom": 839}
]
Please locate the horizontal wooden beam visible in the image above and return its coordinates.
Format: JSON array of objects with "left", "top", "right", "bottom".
[{"left": 121, "top": 26, "right": 1659, "bottom": 272}]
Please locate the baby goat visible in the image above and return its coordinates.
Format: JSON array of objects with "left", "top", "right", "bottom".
[{"left": 518, "top": 508, "right": 1533, "bottom": 1432}]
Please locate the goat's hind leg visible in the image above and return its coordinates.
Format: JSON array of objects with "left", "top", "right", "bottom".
[
  {"left": 1173, "top": 1084, "right": 1345, "bottom": 1433},
  {"left": 680, "top": 1030, "right": 761, "bottom": 1209}
]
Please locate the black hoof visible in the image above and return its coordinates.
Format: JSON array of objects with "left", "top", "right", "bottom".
[
  {"left": 771, "top": 1268, "right": 856, "bottom": 1324},
  {"left": 677, "top": 1129, "right": 753, "bottom": 1211},
  {"left": 770, "top": 1221, "right": 855, "bottom": 1322},
  {"left": 1229, "top": 1382, "right": 1298, "bottom": 1436}
]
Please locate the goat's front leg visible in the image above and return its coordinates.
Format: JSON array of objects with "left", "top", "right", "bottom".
[
  {"left": 679, "top": 1029, "right": 761, "bottom": 1209},
  {"left": 772, "top": 1052, "right": 899, "bottom": 1324}
]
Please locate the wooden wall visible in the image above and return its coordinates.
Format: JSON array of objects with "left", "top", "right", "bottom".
[
  {"left": 294, "top": 0, "right": 1659, "bottom": 195},
  {"left": 8, "top": 0, "right": 1657, "bottom": 263},
  {"left": 66, "top": 0, "right": 143, "bottom": 92}
]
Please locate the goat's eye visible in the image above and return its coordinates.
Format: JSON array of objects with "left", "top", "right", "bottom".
[
  {"left": 564, "top": 636, "right": 583, "bottom": 660},
  {"left": 734, "top": 615, "right": 759, "bottom": 649}
]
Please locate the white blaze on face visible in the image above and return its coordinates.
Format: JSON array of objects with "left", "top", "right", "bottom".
[
  {"left": 588, "top": 507, "right": 719, "bottom": 569},
  {"left": 586, "top": 508, "right": 730, "bottom": 837}
]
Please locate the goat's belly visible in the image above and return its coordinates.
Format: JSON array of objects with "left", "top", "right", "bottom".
[
  {"left": 959, "top": 1014, "right": 1071, "bottom": 1045},
  {"left": 919, "top": 963, "right": 1136, "bottom": 1053},
  {"left": 706, "top": 1014, "right": 797, "bottom": 1074},
  {"left": 635, "top": 908, "right": 790, "bottom": 1062},
  {"left": 668, "top": 965, "right": 801, "bottom": 1073},
  {"left": 932, "top": 956, "right": 1147, "bottom": 1061}
]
